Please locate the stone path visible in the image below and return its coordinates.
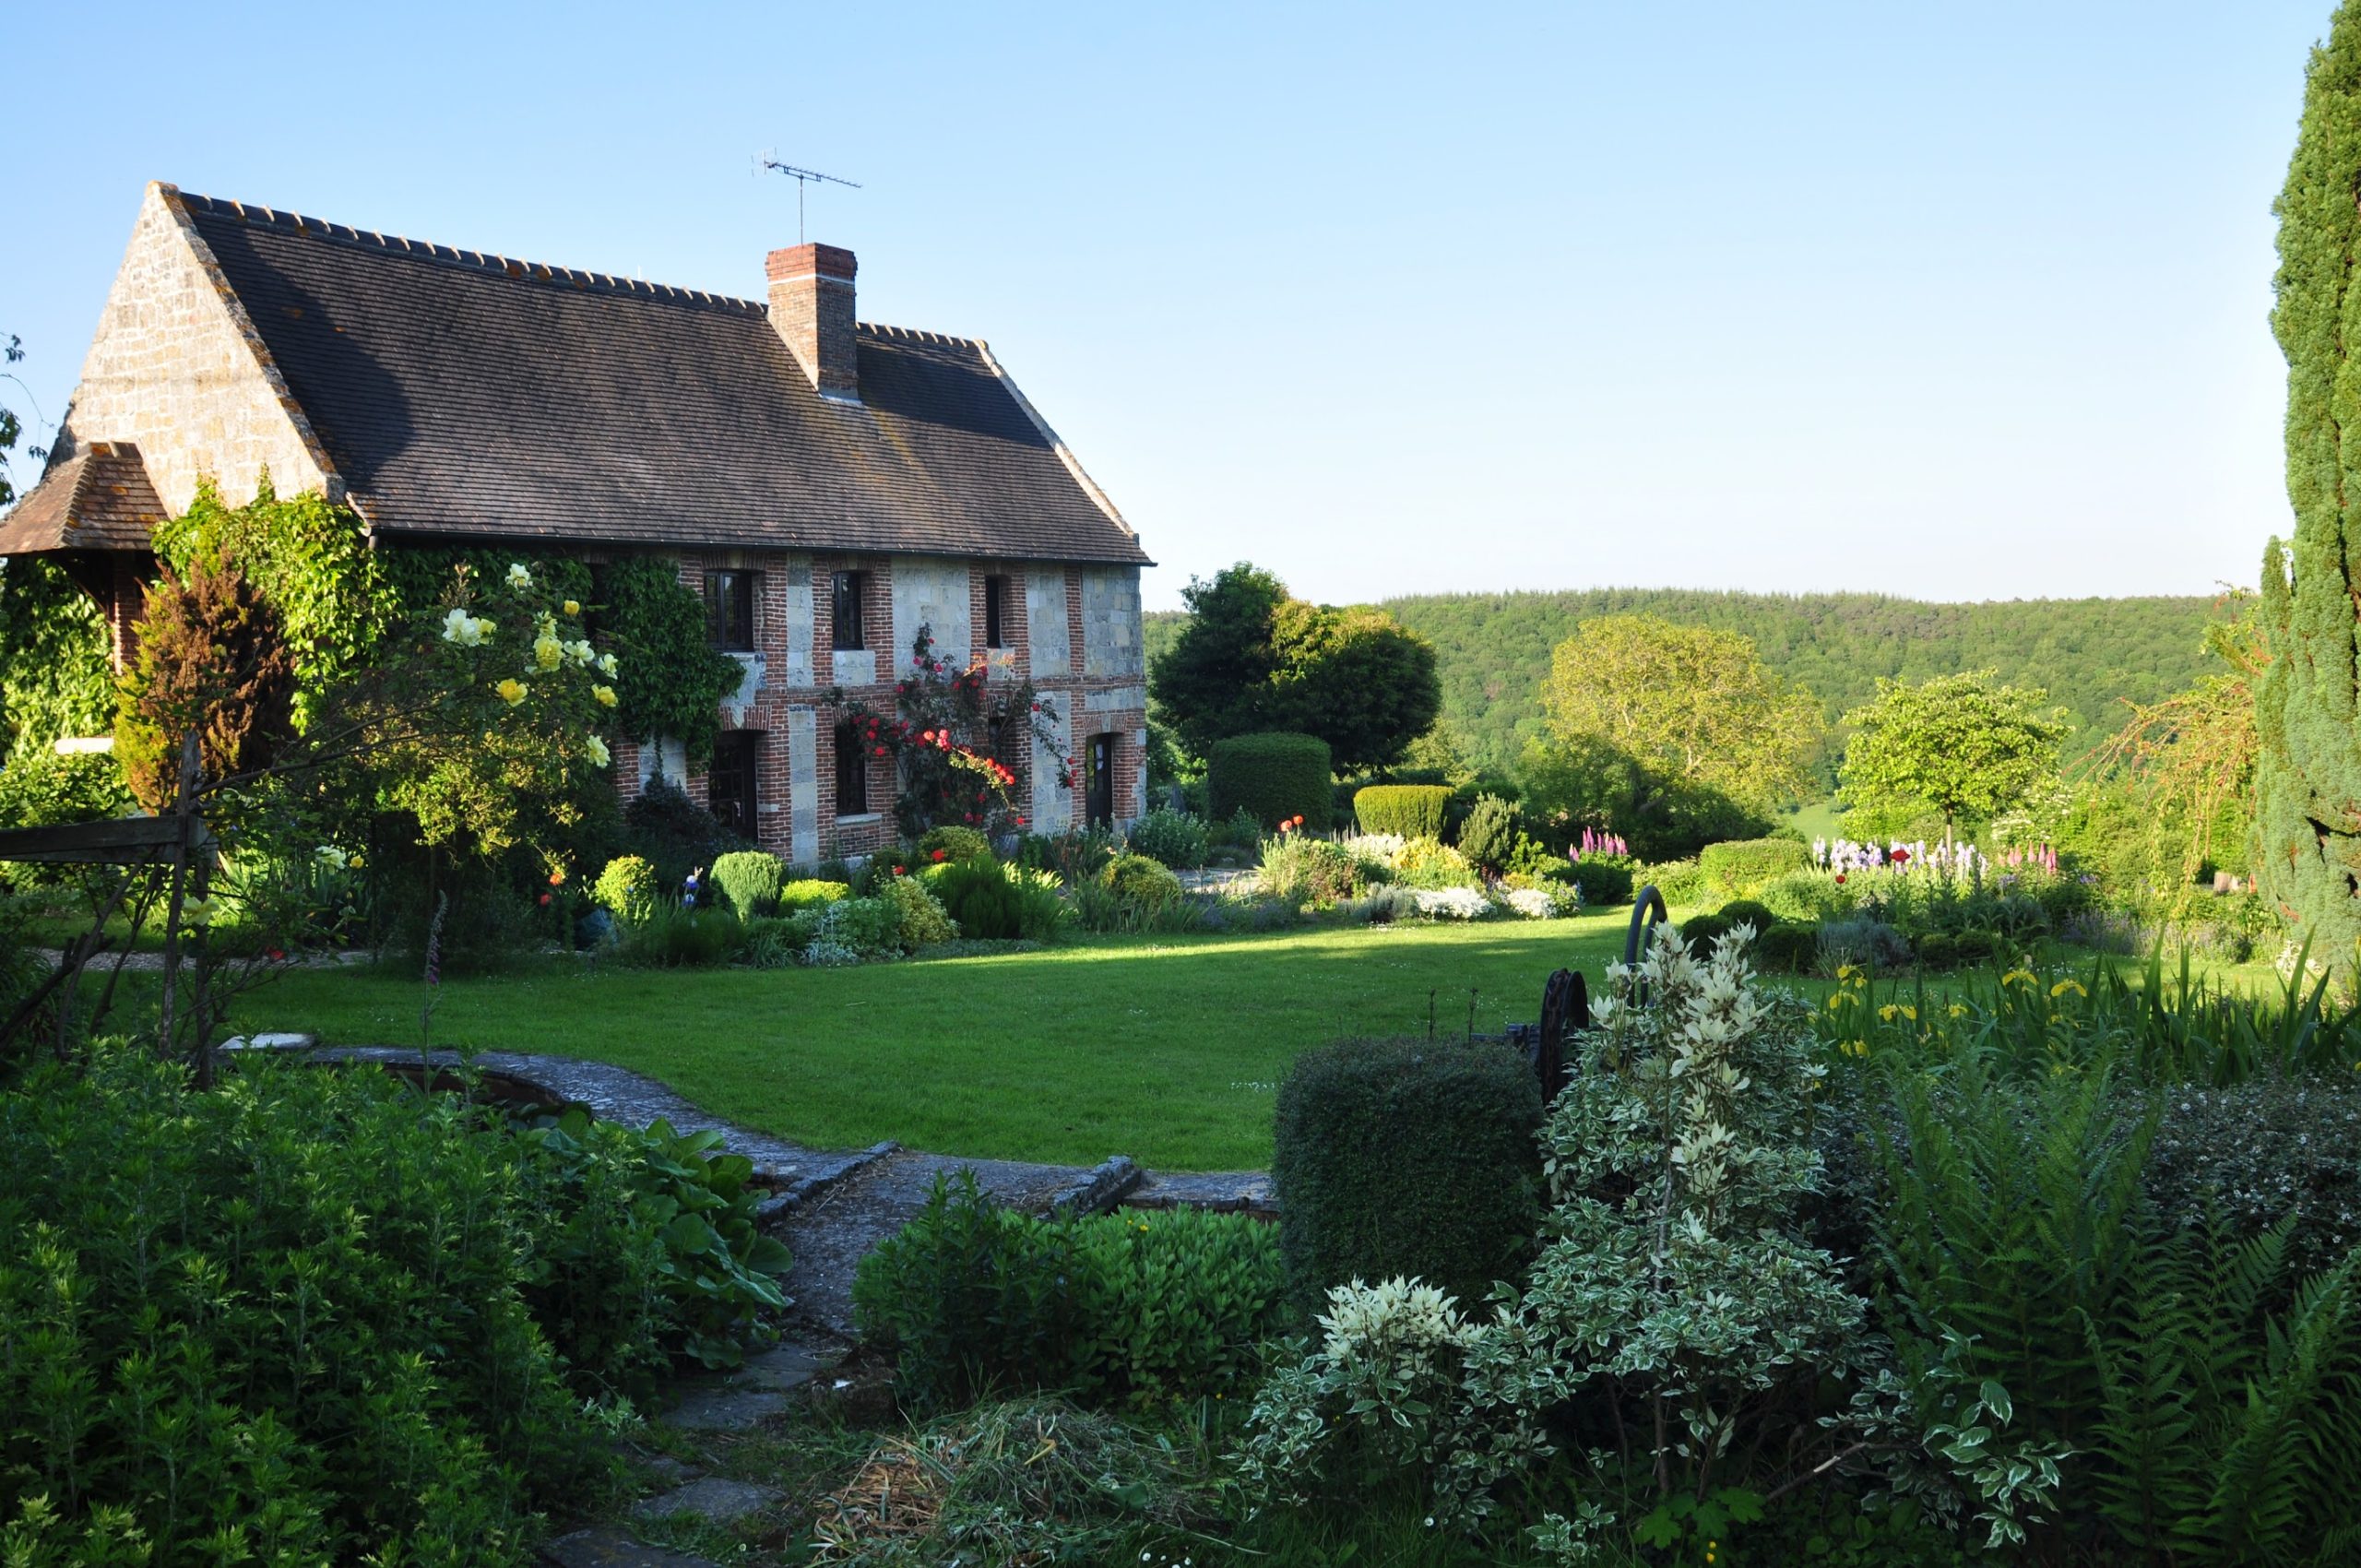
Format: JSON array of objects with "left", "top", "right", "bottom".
[{"left": 219, "top": 1036, "right": 1273, "bottom": 1566}]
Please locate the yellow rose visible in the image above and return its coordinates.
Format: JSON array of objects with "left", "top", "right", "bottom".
[
  {"left": 533, "top": 636, "right": 563, "bottom": 672},
  {"left": 594, "top": 685, "right": 618, "bottom": 708},
  {"left": 497, "top": 678, "right": 528, "bottom": 705},
  {"left": 564, "top": 600, "right": 581, "bottom": 616},
  {"left": 349, "top": 853, "right": 365, "bottom": 869}
]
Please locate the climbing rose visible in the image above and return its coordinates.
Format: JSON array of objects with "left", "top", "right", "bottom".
[
  {"left": 584, "top": 734, "right": 611, "bottom": 767},
  {"left": 563, "top": 599, "right": 580, "bottom": 616},
  {"left": 931, "top": 849, "right": 947, "bottom": 861},
  {"left": 598, "top": 651, "right": 619, "bottom": 677},
  {"left": 495, "top": 678, "right": 528, "bottom": 705},
  {"left": 506, "top": 563, "right": 532, "bottom": 589},
  {"left": 593, "top": 685, "right": 619, "bottom": 708}
]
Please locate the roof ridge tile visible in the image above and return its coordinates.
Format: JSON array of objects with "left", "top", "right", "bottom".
[{"left": 173, "top": 187, "right": 771, "bottom": 315}]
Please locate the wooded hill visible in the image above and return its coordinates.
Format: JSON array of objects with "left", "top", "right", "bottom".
[{"left": 1145, "top": 588, "right": 2225, "bottom": 774}]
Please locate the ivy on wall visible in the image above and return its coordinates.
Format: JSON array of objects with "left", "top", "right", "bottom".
[
  {"left": 0, "top": 556, "right": 115, "bottom": 765},
  {"left": 591, "top": 556, "right": 743, "bottom": 766}
]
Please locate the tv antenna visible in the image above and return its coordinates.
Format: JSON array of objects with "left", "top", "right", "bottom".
[{"left": 756, "top": 157, "right": 862, "bottom": 244}]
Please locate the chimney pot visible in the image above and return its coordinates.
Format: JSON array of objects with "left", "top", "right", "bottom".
[{"left": 766, "top": 243, "right": 859, "bottom": 402}]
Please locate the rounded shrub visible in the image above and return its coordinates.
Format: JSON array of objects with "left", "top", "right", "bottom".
[
  {"left": 926, "top": 855, "right": 1025, "bottom": 939},
  {"left": 880, "top": 875, "right": 957, "bottom": 948},
  {"left": 1698, "top": 837, "right": 1810, "bottom": 898},
  {"left": 592, "top": 854, "right": 658, "bottom": 924},
  {"left": 1754, "top": 921, "right": 1821, "bottom": 974},
  {"left": 1102, "top": 852, "right": 1185, "bottom": 906},
  {"left": 1353, "top": 783, "right": 1452, "bottom": 840},
  {"left": 1758, "top": 867, "right": 1855, "bottom": 923},
  {"left": 1566, "top": 856, "right": 1635, "bottom": 907},
  {"left": 1207, "top": 731, "right": 1333, "bottom": 830},
  {"left": 1126, "top": 807, "right": 1210, "bottom": 870},
  {"left": 777, "top": 878, "right": 850, "bottom": 912},
  {"left": 1716, "top": 898, "right": 1778, "bottom": 932},
  {"left": 1273, "top": 1037, "right": 1545, "bottom": 1315},
  {"left": 709, "top": 849, "right": 785, "bottom": 918},
  {"left": 916, "top": 825, "right": 993, "bottom": 864}
]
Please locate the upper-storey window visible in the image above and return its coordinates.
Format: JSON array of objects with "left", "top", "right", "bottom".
[
  {"left": 984, "top": 573, "right": 1011, "bottom": 650},
  {"left": 831, "top": 569, "right": 867, "bottom": 652},
  {"left": 706, "top": 570, "right": 756, "bottom": 651}
]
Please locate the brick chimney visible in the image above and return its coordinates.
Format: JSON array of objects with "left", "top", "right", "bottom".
[{"left": 766, "top": 243, "right": 860, "bottom": 402}]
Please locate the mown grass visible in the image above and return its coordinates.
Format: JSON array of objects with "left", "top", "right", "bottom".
[
  {"left": 228, "top": 909, "right": 2283, "bottom": 1171},
  {"left": 246, "top": 915, "right": 1638, "bottom": 1171}
]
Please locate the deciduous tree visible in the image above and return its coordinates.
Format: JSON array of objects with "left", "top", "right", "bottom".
[
  {"left": 1838, "top": 671, "right": 2067, "bottom": 837},
  {"left": 1540, "top": 613, "right": 1821, "bottom": 814}
]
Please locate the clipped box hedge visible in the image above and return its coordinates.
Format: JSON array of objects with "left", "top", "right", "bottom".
[
  {"left": 1273, "top": 1037, "right": 1544, "bottom": 1314},
  {"left": 1207, "top": 731, "right": 1333, "bottom": 830},
  {"left": 1354, "top": 783, "right": 1453, "bottom": 840},
  {"left": 1698, "top": 837, "right": 1809, "bottom": 897}
]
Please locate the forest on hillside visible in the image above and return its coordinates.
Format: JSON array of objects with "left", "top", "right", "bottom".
[{"left": 1144, "top": 588, "right": 2225, "bottom": 774}]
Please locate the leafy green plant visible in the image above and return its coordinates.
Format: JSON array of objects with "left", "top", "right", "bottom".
[
  {"left": 1453, "top": 792, "right": 1521, "bottom": 875},
  {"left": 917, "top": 824, "right": 993, "bottom": 864},
  {"left": 924, "top": 856, "right": 1068, "bottom": 943},
  {"left": 879, "top": 873, "right": 957, "bottom": 948},
  {"left": 0, "top": 1047, "right": 623, "bottom": 1565},
  {"left": 1258, "top": 834, "right": 1364, "bottom": 904},
  {"left": 1102, "top": 852, "right": 1184, "bottom": 906},
  {"left": 593, "top": 853, "right": 659, "bottom": 924},
  {"left": 623, "top": 774, "right": 744, "bottom": 891},
  {"left": 777, "top": 877, "right": 850, "bottom": 912},
  {"left": 613, "top": 904, "right": 744, "bottom": 968},
  {"left": 708, "top": 849, "right": 784, "bottom": 917},
  {"left": 592, "top": 556, "right": 745, "bottom": 765},
  {"left": 1393, "top": 836, "right": 1477, "bottom": 889},
  {"left": 852, "top": 1171, "right": 1283, "bottom": 1411},
  {"left": 0, "top": 556, "right": 116, "bottom": 766},
  {"left": 1126, "top": 806, "right": 1210, "bottom": 869},
  {"left": 519, "top": 1109, "right": 791, "bottom": 1369}
]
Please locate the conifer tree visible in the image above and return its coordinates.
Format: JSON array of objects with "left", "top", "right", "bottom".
[{"left": 2260, "top": 3, "right": 2361, "bottom": 968}]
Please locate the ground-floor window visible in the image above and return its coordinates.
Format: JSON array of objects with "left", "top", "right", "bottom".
[
  {"left": 1086, "top": 731, "right": 1118, "bottom": 828},
  {"left": 835, "top": 720, "right": 870, "bottom": 816},
  {"left": 709, "top": 731, "right": 760, "bottom": 838}
]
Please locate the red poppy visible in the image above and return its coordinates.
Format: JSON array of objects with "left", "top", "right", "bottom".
[
  {"left": 1834, "top": 873, "right": 1847, "bottom": 885},
  {"left": 1891, "top": 849, "right": 1912, "bottom": 865}
]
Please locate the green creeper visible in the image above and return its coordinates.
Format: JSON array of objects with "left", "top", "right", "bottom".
[{"left": 2261, "top": 2, "right": 2361, "bottom": 969}]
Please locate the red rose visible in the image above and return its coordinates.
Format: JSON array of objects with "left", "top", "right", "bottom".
[
  {"left": 874, "top": 745, "right": 887, "bottom": 756},
  {"left": 931, "top": 849, "right": 947, "bottom": 861},
  {"left": 539, "top": 893, "right": 552, "bottom": 907},
  {"left": 549, "top": 869, "right": 566, "bottom": 885},
  {"left": 893, "top": 865, "right": 906, "bottom": 875},
  {"left": 1834, "top": 873, "right": 1847, "bottom": 885}
]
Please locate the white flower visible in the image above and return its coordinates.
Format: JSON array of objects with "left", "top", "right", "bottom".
[
  {"left": 315, "top": 846, "right": 349, "bottom": 870},
  {"left": 584, "top": 733, "right": 611, "bottom": 768},
  {"left": 565, "top": 639, "right": 596, "bottom": 667},
  {"left": 598, "top": 652, "right": 619, "bottom": 677},
  {"left": 441, "top": 607, "right": 486, "bottom": 647},
  {"left": 506, "top": 563, "right": 533, "bottom": 589}
]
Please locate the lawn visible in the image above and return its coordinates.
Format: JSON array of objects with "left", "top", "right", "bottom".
[
  {"left": 248, "top": 914, "right": 1643, "bottom": 1170},
  {"left": 231, "top": 908, "right": 2283, "bottom": 1171}
]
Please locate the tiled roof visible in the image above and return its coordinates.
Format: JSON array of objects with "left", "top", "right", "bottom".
[
  {"left": 171, "top": 190, "right": 1148, "bottom": 564},
  {"left": 0, "top": 443, "right": 166, "bottom": 555}
]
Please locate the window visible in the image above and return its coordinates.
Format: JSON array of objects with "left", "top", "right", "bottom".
[
  {"left": 706, "top": 570, "right": 756, "bottom": 651},
  {"left": 1086, "top": 731, "right": 1117, "bottom": 829},
  {"left": 984, "top": 573, "right": 1010, "bottom": 649},
  {"left": 709, "top": 731, "right": 760, "bottom": 837},
  {"left": 835, "top": 720, "right": 870, "bottom": 816},
  {"left": 831, "top": 570, "right": 866, "bottom": 651}
]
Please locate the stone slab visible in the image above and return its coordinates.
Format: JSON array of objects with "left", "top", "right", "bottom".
[
  {"left": 540, "top": 1528, "right": 719, "bottom": 1568},
  {"left": 737, "top": 1342, "right": 832, "bottom": 1392},
  {"left": 630, "top": 1477, "right": 785, "bottom": 1526},
  {"left": 660, "top": 1385, "right": 794, "bottom": 1432}
]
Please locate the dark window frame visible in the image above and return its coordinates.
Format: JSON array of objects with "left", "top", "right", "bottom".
[
  {"left": 835, "top": 720, "right": 871, "bottom": 816},
  {"left": 984, "top": 573, "right": 1010, "bottom": 650},
  {"left": 831, "top": 570, "right": 867, "bottom": 652},
  {"left": 706, "top": 570, "right": 757, "bottom": 652},
  {"left": 709, "top": 731, "right": 760, "bottom": 837}
]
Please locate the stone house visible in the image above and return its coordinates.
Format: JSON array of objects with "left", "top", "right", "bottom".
[{"left": 0, "top": 183, "right": 1152, "bottom": 856}]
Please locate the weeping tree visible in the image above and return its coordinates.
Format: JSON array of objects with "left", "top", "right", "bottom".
[{"left": 2260, "top": 3, "right": 2361, "bottom": 969}]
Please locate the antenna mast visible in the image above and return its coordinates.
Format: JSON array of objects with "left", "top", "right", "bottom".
[{"left": 756, "top": 157, "right": 863, "bottom": 244}]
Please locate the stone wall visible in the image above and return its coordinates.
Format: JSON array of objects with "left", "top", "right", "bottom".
[{"left": 50, "top": 183, "right": 336, "bottom": 516}]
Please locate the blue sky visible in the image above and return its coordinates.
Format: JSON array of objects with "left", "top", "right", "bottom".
[{"left": 0, "top": 2, "right": 2336, "bottom": 610}]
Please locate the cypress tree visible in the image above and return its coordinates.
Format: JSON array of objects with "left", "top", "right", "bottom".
[{"left": 2260, "top": 3, "right": 2361, "bottom": 969}]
